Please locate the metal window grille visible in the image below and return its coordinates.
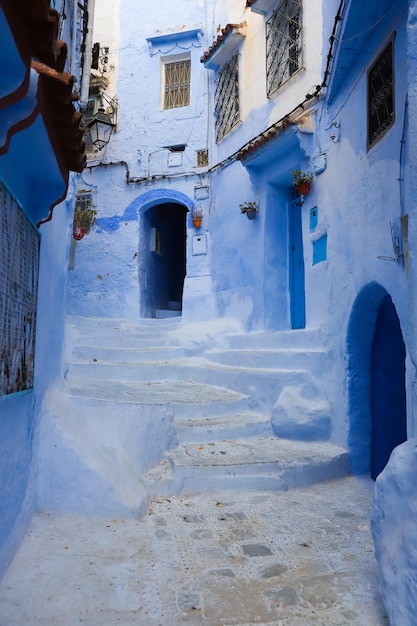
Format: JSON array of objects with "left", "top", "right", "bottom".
[
  {"left": 196, "top": 149, "right": 208, "bottom": 167},
  {"left": 75, "top": 191, "right": 93, "bottom": 213},
  {"left": 368, "top": 41, "right": 394, "bottom": 147},
  {"left": 214, "top": 54, "right": 240, "bottom": 142},
  {"left": 266, "top": 0, "right": 302, "bottom": 97},
  {"left": 0, "top": 181, "right": 40, "bottom": 396},
  {"left": 164, "top": 60, "right": 191, "bottom": 109}
]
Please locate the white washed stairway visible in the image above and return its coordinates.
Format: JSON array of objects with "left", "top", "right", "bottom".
[{"left": 39, "top": 316, "right": 349, "bottom": 516}]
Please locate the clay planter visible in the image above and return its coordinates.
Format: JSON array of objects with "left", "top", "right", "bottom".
[
  {"left": 295, "top": 181, "right": 311, "bottom": 196},
  {"left": 73, "top": 226, "right": 86, "bottom": 240},
  {"left": 192, "top": 218, "right": 202, "bottom": 229},
  {"left": 245, "top": 209, "right": 257, "bottom": 220}
]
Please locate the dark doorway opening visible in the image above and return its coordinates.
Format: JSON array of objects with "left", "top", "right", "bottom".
[
  {"left": 371, "top": 295, "right": 407, "bottom": 479},
  {"left": 141, "top": 202, "right": 187, "bottom": 318}
]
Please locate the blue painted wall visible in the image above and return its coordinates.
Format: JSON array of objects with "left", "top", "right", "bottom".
[{"left": 0, "top": 0, "right": 84, "bottom": 579}]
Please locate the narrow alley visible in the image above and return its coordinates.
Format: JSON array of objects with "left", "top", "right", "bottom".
[{"left": 0, "top": 478, "right": 386, "bottom": 625}]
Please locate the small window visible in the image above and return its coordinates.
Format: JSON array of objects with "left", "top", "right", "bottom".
[
  {"left": 266, "top": 0, "right": 302, "bottom": 97},
  {"left": 163, "top": 58, "right": 191, "bottom": 109},
  {"left": 214, "top": 54, "right": 240, "bottom": 142},
  {"left": 196, "top": 149, "right": 208, "bottom": 167},
  {"left": 368, "top": 40, "right": 395, "bottom": 148}
]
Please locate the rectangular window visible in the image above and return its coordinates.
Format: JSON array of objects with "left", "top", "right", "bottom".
[
  {"left": 163, "top": 59, "right": 191, "bottom": 109},
  {"left": 0, "top": 181, "right": 40, "bottom": 396},
  {"left": 196, "top": 149, "right": 208, "bottom": 167},
  {"left": 368, "top": 40, "right": 394, "bottom": 148},
  {"left": 214, "top": 54, "right": 240, "bottom": 142},
  {"left": 266, "top": 0, "right": 302, "bottom": 97}
]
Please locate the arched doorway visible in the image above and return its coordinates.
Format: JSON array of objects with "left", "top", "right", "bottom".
[
  {"left": 371, "top": 295, "right": 407, "bottom": 479},
  {"left": 140, "top": 202, "right": 187, "bottom": 318},
  {"left": 347, "top": 283, "right": 407, "bottom": 478}
]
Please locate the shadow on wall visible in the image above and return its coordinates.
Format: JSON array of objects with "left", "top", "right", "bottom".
[{"left": 346, "top": 282, "right": 407, "bottom": 478}]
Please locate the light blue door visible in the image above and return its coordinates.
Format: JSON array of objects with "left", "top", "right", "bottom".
[{"left": 288, "top": 198, "right": 306, "bottom": 329}]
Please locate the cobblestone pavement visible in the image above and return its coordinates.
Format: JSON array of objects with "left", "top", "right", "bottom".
[{"left": 0, "top": 477, "right": 388, "bottom": 625}]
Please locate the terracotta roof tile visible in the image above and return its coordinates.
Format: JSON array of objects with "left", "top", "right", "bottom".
[
  {"left": 200, "top": 23, "right": 246, "bottom": 64},
  {"left": 1, "top": 0, "right": 86, "bottom": 176},
  {"left": 237, "top": 119, "right": 292, "bottom": 161}
]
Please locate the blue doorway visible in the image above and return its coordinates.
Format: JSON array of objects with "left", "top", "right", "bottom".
[
  {"left": 370, "top": 295, "right": 407, "bottom": 479},
  {"left": 288, "top": 197, "right": 305, "bottom": 329},
  {"left": 347, "top": 283, "right": 407, "bottom": 478},
  {"left": 140, "top": 202, "right": 187, "bottom": 318}
]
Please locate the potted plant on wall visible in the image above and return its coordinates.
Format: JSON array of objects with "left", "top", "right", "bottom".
[
  {"left": 239, "top": 201, "right": 259, "bottom": 220},
  {"left": 192, "top": 207, "right": 203, "bottom": 229},
  {"left": 291, "top": 170, "right": 314, "bottom": 196},
  {"left": 72, "top": 205, "right": 97, "bottom": 240}
]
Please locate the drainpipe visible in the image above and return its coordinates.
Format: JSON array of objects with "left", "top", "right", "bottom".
[
  {"left": 79, "top": 0, "right": 96, "bottom": 107},
  {"left": 406, "top": 0, "right": 417, "bottom": 436}
]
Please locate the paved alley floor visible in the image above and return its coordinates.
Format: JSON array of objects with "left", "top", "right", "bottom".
[{"left": 0, "top": 477, "right": 387, "bottom": 626}]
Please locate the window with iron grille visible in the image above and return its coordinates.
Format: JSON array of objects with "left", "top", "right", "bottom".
[
  {"left": 368, "top": 40, "right": 394, "bottom": 148},
  {"left": 163, "top": 59, "right": 191, "bottom": 109},
  {"left": 215, "top": 54, "right": 240, "bottom": 142},
  {"left": 266, "top": 0, "right": 302, "bottom": 97},
  {"left": 0, "top": 181, "right": 40, "bottom": 396}
]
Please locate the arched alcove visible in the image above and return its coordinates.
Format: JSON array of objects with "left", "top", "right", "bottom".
[{"left": 346, "top": 282, "right": 407, "bottom": 477}]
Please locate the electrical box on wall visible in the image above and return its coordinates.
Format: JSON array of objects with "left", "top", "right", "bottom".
[
  {"left": 310, "top": 206, "right": 318, "bottom": 231},
  {"left": 194, "top": 185, "right": 209, "bottom": 200},
  {"left": 314, "top": 153, "right": 327, "bottom": 174},
  {"left": 192, "top": 234, "right": 207, "bottom": 255},
  {"left": 168, "top": 152, "right": 183, "bottom": 167}
]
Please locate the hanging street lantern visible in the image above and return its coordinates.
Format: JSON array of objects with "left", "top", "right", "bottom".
[{"left": 87, "top": 107, "right": 115, "bottom": 150}]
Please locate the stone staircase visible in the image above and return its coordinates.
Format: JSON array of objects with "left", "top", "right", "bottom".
[{"left": 38, "top": 316, "right": 349, "bottom": 517}]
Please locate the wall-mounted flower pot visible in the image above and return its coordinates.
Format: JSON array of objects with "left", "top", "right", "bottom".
[
  {"left": 192, "top": 218, "right": 202, "bottom": 229},
  {"left": 73, "top": 226, "right": 86, "bottom": 240},
  {"left": 296, "top": 181, "right": 311, "bottom": 196},
  {"left": 240, "top": 202, "right": 259, "bottom": 220}
]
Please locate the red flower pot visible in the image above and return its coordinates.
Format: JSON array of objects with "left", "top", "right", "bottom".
[
  {"left": 73, "top": 226, "right": 86, "bottom": 240},
  {"left": 296, "top": 181, "right": 311, "bottom": 196}
]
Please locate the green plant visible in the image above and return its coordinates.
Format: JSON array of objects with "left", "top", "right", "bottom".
[
  {"left": 192, "top": 207, "right": 203, "bottom": 219},
  {"left": 239, "top": 201, "right": 258, "bottom": 214},
  {"left": 291, "top": 170, "right": 314, "bottom": 185},
  {"left": 73, "top": 206, "right": 97, "bottom": 233}
]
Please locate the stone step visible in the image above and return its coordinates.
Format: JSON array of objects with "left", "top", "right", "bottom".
[
  {"left": 71, "top": 344, "right": 188, "bottom": 362},
  {"left": 66, "top": 316, "right": 181, "bottom": 347},
  {"left": 155, "top": 309, "right": 182, "bottom": 318},
  {"left": 143, "top": 437, "right": 350, "bottom": 496},
  {"left": 66, "top": 356, "right": 308, "bottom": 382},
  {"left": 67, "top": 315, "right": 182, "bottom": 331},
  {"left": 63, "top": 379, "right": 254, "bottom": 421},
  {"left": 175, "top": 412, "right": 273, "bottom": 443},
  {"left": 226, "top": 328, "right": 326, "bottom": 350},
  {"left": 205, "top": 347, "right": 327, "bottom": 371},
  {"left": 65, "top": 360, "right": 310, "bottom": 414}
]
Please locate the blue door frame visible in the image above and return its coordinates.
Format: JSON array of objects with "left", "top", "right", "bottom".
[{"left": 288, "top": 198, "right": 306, "bottom": 329}]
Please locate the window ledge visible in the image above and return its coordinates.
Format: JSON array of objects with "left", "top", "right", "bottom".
[
  {"left": 201, "top": 22, "right": 246, "bottom": 70},
  {"left": 146, "top": 29, "right": 204, "bottom": 57}
]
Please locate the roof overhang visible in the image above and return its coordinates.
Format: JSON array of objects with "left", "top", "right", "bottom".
[
  {"left": 238, "top": 123, "right": 309, "bottom": 187},
  {"left": 327, "top": 0, "right": 395, "bottom": 102},
  {"left": 0, "top": 0, "right": 86, "bottom": 224},
  {"left": 201, "top": 23, "right": 246, "bottom": 70}
]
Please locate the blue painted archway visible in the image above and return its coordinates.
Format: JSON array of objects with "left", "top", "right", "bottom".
[
  {"left": 346, "top": 282, "right": 407, "bottom": 477},
  {"left": 95, "top": 188, "right": 195, "bottom": 232},
  {"left": 129, "top": 189, "right": 194, "bottom": 318}
]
